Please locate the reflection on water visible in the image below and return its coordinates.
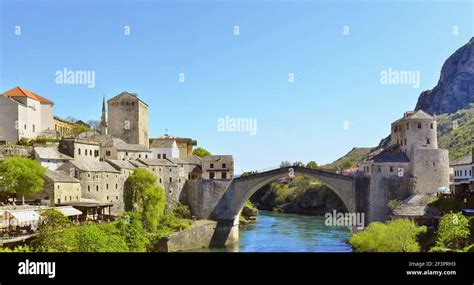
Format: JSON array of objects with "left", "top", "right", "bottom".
[{"left": 195, "top": 211, "right": 353, "bottom": 252}]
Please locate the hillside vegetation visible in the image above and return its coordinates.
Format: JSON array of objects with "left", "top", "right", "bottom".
[{"left": 437, "top": 105, "right": 474, "bottom": 161}]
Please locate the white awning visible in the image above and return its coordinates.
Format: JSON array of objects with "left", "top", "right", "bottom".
[
  {"left": 7, "top": 210, "right": 40, "bottom": 226},
  {"left": 55, "top": 206, "right": 82, "bottom": 216}
]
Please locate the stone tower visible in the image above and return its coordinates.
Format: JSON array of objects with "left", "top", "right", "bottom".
[
  {"left": 390, "top": 110, "right": 449, "bottom": 194},
  {"left": 107, "top": 91, "right": 149, "bottom": 147},
  {"left": 390, "top": 110, "right": 438, "bottom": 160},
  {"left": 100, "top": 95, "right": 107, "bottom": 135}
]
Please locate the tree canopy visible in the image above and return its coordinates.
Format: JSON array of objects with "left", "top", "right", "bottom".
[
  {"left": 0, "top": 156, "right": 45, "bottom": 198},
  {"left": 192, "top": 147, "right": 211, "bottom": 157},
  {"left": 435, "top": 212, "right": 470, "bottom": 250}
]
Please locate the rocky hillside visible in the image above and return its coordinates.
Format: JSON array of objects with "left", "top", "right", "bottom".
[
  {"left": 415, "top": 37, "right": 474, "bottom": 115},
  {"left": 437, "top": 104, "right": 474, "bottom": 160},
  {"left": 339, "top": 38, "right": 474, "bottom": 165}
]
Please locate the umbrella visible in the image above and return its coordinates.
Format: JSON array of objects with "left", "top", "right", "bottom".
[{"left": 436, "top": 187, "right": 450, "bottom": 192}]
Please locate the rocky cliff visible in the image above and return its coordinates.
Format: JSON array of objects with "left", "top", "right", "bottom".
[{"left": 415, "top": 37, "right": 474, "bottom": 115}]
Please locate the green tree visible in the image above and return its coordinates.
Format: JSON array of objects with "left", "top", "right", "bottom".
[
  {"left": 435, "top": 212, "right": 470, "bottom": 250},
  {"left": 350, "top": 219, "right": 426, "bottom": 252},
  {"left": 306, "top": 161, "right": 319, "bottom": 169},
  {"left": 124, "top": 168, "right": 157, "bottom": 211},
  {"left": 280, "top": 161, "right": 292, "bottom": 168},
  {"left": 32, "top": 210, "right": 77, "bottom": 252},
  {"left": 72, "top": 124, "right": 91, "bottom": 136},
  {"left": 341, "top": 159, "right": 354, "bottom": 169},
  {"left": 0, "top": 157, "right": 45, "bottom": 204},
  {"left": 76, "top": 224, "right": 128, "bottom": 252},
  {"left": 116, "top": 212, "right": 150, "bottom": 252},
  {"left": 141, "top": 186, "right": 166, "bottom": 231},
  {"left": 192, "top": 147, "right": 211, "bottom": 157}
]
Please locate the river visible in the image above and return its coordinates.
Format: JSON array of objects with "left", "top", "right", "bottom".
[{"left": 196, "top": 211, "right": 353, "bottom": 252}]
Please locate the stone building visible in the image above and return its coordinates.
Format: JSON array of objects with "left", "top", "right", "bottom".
[
  {"left": 106, "top": 159, "right": 141, "bottom": 180},
  {"left": 58, "top": 160, "right": 124, "bottom": 215},
  {"left": 150, "top": 138, "right": 179, "bottom": 159},
  {"left": 100, "top": 137, "right": 151, "bottom": 161},
  {"left": 149, "top": 135, "right": 197, "bottom": 159},
  {"left": 25, "top": 170, "right": 81, "bottom": 206},
  {"left": 168, "top": 156, "right": 203, "bottom": 180},
  {"left": 137, "top": 158, "right": 187, "bottom": 205},
  {"left": 0, "top": 87, "right": 54, "bottom": 144},
  {"left": 201, "top": 155, "right": 234, "bottom": 180},
  {"left": 107, "top": 92, "right": 149, "bottom": 147},
  {"left": 360, "top": 110, "right": 450, "bottom": 194},
  {"left": 33, "top": 146, "right": 73, "bottom": 170},
  {"left": 53, "top": 116, "right": 77, "bottom": 137},
  {"left": 58, "top": 137, "right": 101, "bottom": 162}
]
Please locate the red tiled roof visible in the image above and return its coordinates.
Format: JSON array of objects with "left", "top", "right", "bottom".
[{"left": 2, "top": 87, "right": 53, "bottom": 104}]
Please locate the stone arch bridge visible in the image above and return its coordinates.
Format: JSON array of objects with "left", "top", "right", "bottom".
[{"left": 208, "top": 166, "right": 371, "bottom": 246}]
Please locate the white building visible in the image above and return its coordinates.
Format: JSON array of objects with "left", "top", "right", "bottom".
[
  {"left": 150, "top": 139, "right": 179, "bottom": 159},
  {"left": 450, "top": 153, "right": 474, "bottom": 195},
  {"left": 33, "top": 146, "right": 73, "bottom": 170},
  {"left": 0, "top": 87, "right": 54, "bottom": 144}
]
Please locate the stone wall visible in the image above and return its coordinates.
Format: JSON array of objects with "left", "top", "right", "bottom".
[
  {"left": 183, "top": 180, "right": 231, "bottom": 219},
  {"left": 411, "top": 148, "right": 450, "bottom": 194},
  {"left": 368, "top": 175, "right": 414, "bottom": 222},
  {"left": 156, "top": 220, "right": 217, "bottom": 252}
]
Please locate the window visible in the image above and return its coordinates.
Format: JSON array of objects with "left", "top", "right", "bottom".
[
  {"left": 95, "top": 150, "right": 99, "bottom": 157},
  {"left": 210, "top": 172, "right": 215, "bottom": 179},
  {"left": 389, "top": 166, "right": 394, "bottom": 172},
  {"left": 145, "top": 155, "right": 148, "bottom": 159},
  {"left": 88, "top": 186, "right": 90, "bottom": 191},
  {"left": 96, "top": 185, "right": 99, "bottom": 191},
  {"left": 139, "top": 154, "right": 141, "bottom": 158},
  {"left": 222, "top": 172, "right": 227, "bottom": 179},
  {"left": 32, "top": 124, "right": 35, "bottom": 132},
  {"left": 426, "top": 138, "right": 430, "bottom": 144},
  {"left": 222, "top": 163, "right": 226, "bottom": 168},
  {"left": 88, "top": 173, "right": 90, "bottom": 178},
  {"left": 24, "top": 124, "right": 27, "bottom": 130},
  {"left": 78, "top": 148, "right": 81, "bottom": 155},
  {"left": 85, "top": 149, "right": 88, "bottom": 156},
  {"left": 126, "top": 152, "right": 128, "bottom": 156},
  {"left": 57, "top": 198, "right": 61, "bottom": 204},
  {"left": 106, "top": 184, "right": 109, "bottom": 190},
  {"left": 90, "top": 150, "right": 92, "bottom": 156},
  {"left": 76, "top": 196, "right": 79, "bottom": 200},
  {"left": 116, "top": 184, "right": 118, "bottom": 189},
  {"left": 431, "top": 123, "right": 434, "bottom": 129},
  {"left": 210, "top": 163, "right": 214, "bottom": 169},
  {"left": 106, "top": 150, "right": 111, "bottom": 156},
  {"left": 404, "top": 139, "right": 407, "bottom": 145},
  {"left": 160, "top": 178, "right": 162, "bottom": 183},
  {"left": 377, "top": 166, "right": 381, "bottom": 173},
  {"left": 418, "top": 123, "right": 422, "bottom": 129},
  {"left": 406, "top": 123, "right": 409, "bottom": 130},
  {"left": 169, "top": 177, "right": 172, "bottom": 183},
  {"left": 157, "top": 154, "right": 161, "bottom": 159},
  {"left": 116, "top": 196, "right": 119, "bottom": 200},
  {"left": 64, "top": 196, "right": 67, "bottom": 201},
  {"left": 107, "top": 196, "right": 109, "bottom": 200},
  {"left": 163, "top": 154, "right": 167, "bottom": 159}
]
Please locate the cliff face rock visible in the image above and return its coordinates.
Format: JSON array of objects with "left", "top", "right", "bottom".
[{"left": 415, "top": 37, "right": 474, "bottom": 115}]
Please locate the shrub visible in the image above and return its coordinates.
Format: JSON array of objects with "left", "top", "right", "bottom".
[
  {"left": 435, "top": 212, "right": 470, "bottom": 250},
  {"left": 350, "top": 219, "right": 426, "bottom": 252}
]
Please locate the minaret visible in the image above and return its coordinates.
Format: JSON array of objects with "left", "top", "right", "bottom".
[{"left": 100, "top": 95, "right": 107, "bottom": 135}]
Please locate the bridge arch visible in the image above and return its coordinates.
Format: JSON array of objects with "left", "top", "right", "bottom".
[{"left": 212, "top": 166, "right": 356, "bottom": 222}]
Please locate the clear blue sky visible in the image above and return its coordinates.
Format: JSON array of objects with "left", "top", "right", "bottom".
[{"left": 0, "top": 0, "right": 472, "bottom": 173}]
